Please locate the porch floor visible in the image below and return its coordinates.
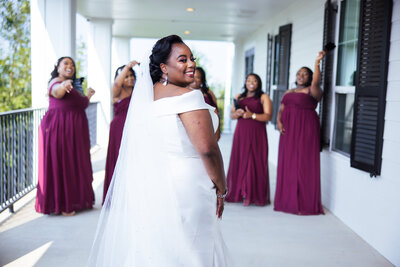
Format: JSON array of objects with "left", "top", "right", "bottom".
[{"left": 0, "top": 133, "right": 394, "bottom": 267}]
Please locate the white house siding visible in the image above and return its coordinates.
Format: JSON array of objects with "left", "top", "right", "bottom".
[
  {"left": 230, "top": 0, "right": 324, "bottom": 164},
  {"left": 324, "top": 0, "right": 400, "bottom": 265},
  {"left": 230, "top": 0, "right": 400, "bottom": 265}
]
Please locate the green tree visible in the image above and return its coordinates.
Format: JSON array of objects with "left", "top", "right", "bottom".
[
  {"left": 0, "top": 0, "right": 31, "bottom": 112},
  {"left": 191, "top": 49, "right": 225, "bottom": 131},
  {"left": 75, "top": 36, "right": 88, "bottom": 94}
]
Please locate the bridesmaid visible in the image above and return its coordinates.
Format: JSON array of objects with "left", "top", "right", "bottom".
[
  {"left": 274, "top": 51, "right": 326, "bottom": 215},
  {"left": 103, "top": 61, "right": 138, "bottom": 203},
  {"left": 189, "top": 67, "right": 221, "bottom": 141},
  {"left": 226, "top": 73, "right": 273, "bottom": 206},
  {"left": 36, "top": 57, "right": 95, "bottom": 216}
]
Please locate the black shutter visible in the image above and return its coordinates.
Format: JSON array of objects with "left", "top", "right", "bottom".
[
  {"left": 272, "top": 24, "right": 292, "bottom": 125},
  {"left": 350, "top": 0, "right": 392, "bottom": 176},
  {"left": 277, "top": 24, "right": 292, "bottom": 90},
  {"left": 319, "top": 0, "right": 337, "bottom": 150},
  {"left": 265, "top": 34, "right": 273, "bottom": 96},
  {"left": 245, "top": 48, "right": 255, "bottom": 77}
]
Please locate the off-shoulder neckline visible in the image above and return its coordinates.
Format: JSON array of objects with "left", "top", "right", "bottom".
[{"left": 153, "top": 89, "right": 198, "bottom": 103}]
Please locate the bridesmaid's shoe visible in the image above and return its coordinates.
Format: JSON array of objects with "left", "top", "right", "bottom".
[{"left": 61, "top": 211, "right": 76, "bottom": 216}]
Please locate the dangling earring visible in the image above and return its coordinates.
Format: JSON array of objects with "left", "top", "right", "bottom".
[{"left": 163, "top": 74, "right": 168, "bottom": 86}]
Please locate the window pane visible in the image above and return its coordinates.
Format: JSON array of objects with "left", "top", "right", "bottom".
[
  {"left": 334, "top": 93, "right": 354, "bottom": 154},
  {"left": 336, "top": 0, "right": 360, "bottom": 86}
]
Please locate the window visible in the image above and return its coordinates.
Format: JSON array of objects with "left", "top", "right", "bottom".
[
  {"left": 329, "top": 0, "right": 392, "bottom": 175},
  {"left": 334, "top": 93, "right": 354, "bottom": 153},
  {"left": 319, "top": 0, "right": 337, "bottom": 149},
  {"left": 332, "top": 0, "right": 360, "bottom": 155}
]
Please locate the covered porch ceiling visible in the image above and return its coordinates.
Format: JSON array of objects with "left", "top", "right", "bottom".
[{"left": 77, "top": 0, "right": 298, "bottom": 42}]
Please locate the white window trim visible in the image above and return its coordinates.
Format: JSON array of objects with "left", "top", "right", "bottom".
[{"left": 328, "top": 0, "right": 357, "bottom": 156}]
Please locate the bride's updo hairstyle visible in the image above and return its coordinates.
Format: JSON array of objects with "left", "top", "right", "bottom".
[{"left": 149, "top": 35, "right": 184, "bottom": 84}]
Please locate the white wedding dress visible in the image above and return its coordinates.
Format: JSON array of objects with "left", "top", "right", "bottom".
[{"left": 87, "top": 59, "right": 231, "bottom": 267}]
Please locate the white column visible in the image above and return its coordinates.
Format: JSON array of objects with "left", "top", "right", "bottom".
[
  {"left": 223, "top": 43, "right": 235, "bottom": 133},
  {"left": 112, "top": 37, "right": 131, "bottom": 80},
  {"left": 88, "top": 19, "right": 113, "bottom": 147},
  {"left": 31, "top": 0, "right": 76, "bottom": 108}
]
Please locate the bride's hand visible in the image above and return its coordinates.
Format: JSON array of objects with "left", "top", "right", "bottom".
[{"left": 216, "top": 198, "right": 224, "bottom": 219}]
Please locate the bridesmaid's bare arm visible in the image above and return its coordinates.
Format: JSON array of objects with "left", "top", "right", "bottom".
[
  {"left": 277, "top": 103, "right": 285, "bottom": 134},
  {"left": 242, "top": 93, "right": 272, "bottom": 122},
  {"left": 112, "top": 61, "right": 138, "bottom": 102},
  {"left": 310, "top": 51, "right": 326, "bottom": 102},
  {"left": 179, "top": 109, "right": 226, "bottom": 192},
  {"left": 87, "top": 87, "right": 95, "bottom": 101},
  {"left": 179, "top": 109, "right": 226, "bottom": 218},
  {"left": 49, "top": 78, "right": 73, "bottom": 99}
]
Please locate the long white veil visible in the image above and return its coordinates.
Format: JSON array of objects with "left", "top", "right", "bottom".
[{"left": 87, "top": 55, "right": 192, "bottom": 266}]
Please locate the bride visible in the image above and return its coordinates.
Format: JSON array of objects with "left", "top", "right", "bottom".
[{"left": 87, "top": 35, "right": 231, "bottom": 266}]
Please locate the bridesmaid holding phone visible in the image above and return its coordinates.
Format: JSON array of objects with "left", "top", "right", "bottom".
[{"left": 226, "top": 73, "right": 272, "bottom": 206}]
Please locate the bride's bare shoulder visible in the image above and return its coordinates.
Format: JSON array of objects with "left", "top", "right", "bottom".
[{"left": 154, "top": 83, "right": 193, "bottom": 101}]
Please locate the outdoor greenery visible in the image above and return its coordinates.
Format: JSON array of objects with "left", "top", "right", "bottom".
[
  {"left": 0, "top": 0, "right": 31, "bottom": 112},
  {"left": 192, "top": 49, "right": 225, "bottom": 131},
  {"left": 75, "top": 36, "right": 88, "bottom": 95}
]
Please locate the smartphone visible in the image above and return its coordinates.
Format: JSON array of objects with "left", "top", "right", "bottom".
[
  {"left": 73, "top": 77, "right": 85, "bottom": 95},
  {"left": 233, "top": 99, "right": 241, "bottom": 110},
  {"left": 323, "top": 42, "right": 336, "bottom": 52}
]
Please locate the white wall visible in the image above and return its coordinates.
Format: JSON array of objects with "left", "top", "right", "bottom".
[
  {"left": 231, "top": 0, "right": 324, "bottom": 165},
  {"left": 231, "top": 0, "right": 400, "bottom": 265},
  {"left": 321, "top": 1, "right": 400, "bottom": 265}
]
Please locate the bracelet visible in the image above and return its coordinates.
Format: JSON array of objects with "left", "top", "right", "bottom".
[
  {"left": 216, "top": 189, "right": 228, "bottom": 199},
  {"left": 252, "top": 113, "right": 256, "bottom": 120}
]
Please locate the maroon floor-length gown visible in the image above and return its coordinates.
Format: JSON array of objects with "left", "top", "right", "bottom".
[
  {"left": 274, "top": 91, "right": 324, "bottom": 215},
  {"left": 103, "top": 96, "right": 131, "bottom": 203},
  {"left": 226, "top": 96, "right": 270, "bottom": 206},
  {"left": 36, "top": 82, "right": 94, "bottom": 214}
]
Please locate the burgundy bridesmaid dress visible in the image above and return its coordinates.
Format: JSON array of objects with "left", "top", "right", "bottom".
[
  {"left": 226, "top": 96, "right": 270, "bottom": 206},
  {"left": 102, "top": 96, "right": 131, "bottom": 203},
  {"left": 36, "top": 82, "right": 94, "bottom": 214},
  {"left": 203, "top": 93, "right": 217, "bottom": 108},
  {"left": 274, "top": 92, "right": 324, "bottom": 215}
]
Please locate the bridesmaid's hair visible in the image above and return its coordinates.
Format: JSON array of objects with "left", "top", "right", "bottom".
[
  {"left": 195, "top": 67, "right": 217, "bottom": 107},
  {"left": 114, "top": 65, "right": 136, "bottom": 81},
  {"left": 295, "top": 67, "right": 313, "bottom": 87},
  {"left": 239, "top": 73, "right": 263, "bottom": 99},
  {"left": 49, "top": 56, "right": 76, "bottom": 83},
  {"left": 149, "top": 35, "right": 184, "bottom": 84}
]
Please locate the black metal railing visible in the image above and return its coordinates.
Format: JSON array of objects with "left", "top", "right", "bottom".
[
  {"left": 0, "top": 108, "right": 46, "bottom": 213},
  {"left": 0, "top": 102, "right": 98, "bottom": 213}
]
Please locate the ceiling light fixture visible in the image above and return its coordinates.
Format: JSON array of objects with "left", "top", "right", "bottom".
[
  {"left": 186, "top": 8, "right": 195, "bottom": 12},
  {"left": 184, "top": 30, "right": 191, "bottom": 35}
]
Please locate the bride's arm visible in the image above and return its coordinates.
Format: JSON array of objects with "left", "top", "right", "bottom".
[{"left": 179, "top": 109, "right": 227, "bottom": 218}]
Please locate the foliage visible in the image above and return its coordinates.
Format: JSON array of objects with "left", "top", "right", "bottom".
[
  {"left": 191, "top": 48, "right": 225, "bottom": 131},
  {"left": 0, "top": 0, "right": 31, "bottom": 112},
  {"left": 75, "top": 36, "right": 88, "bottom": 95}
]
